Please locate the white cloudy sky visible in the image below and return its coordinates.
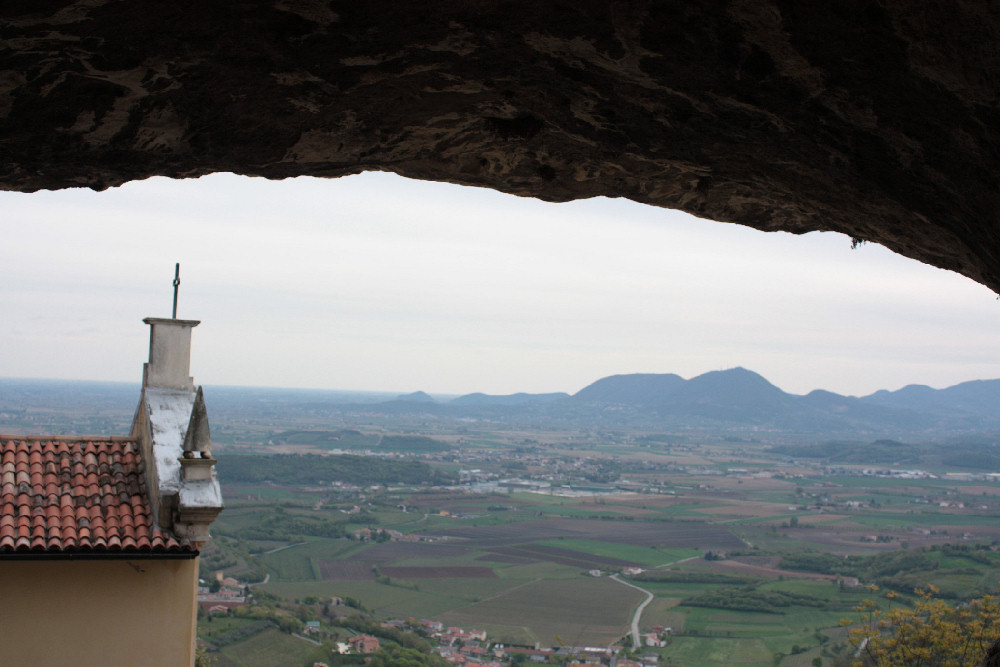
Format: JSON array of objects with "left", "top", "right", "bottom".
[{"left": 1, "top": 172, "right": 998, "bottom": 397}]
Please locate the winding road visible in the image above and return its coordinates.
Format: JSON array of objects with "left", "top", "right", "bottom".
[
  {"left": 610, "top": 574, "right": 654, "bottom": 650},
  {"left": 611, "top": 556, "right": 700, "bottom": 650}
]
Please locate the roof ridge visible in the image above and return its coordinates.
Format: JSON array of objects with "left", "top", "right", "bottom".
[{"left": 0, "top": 435, "right": 138, "bottom": 442}]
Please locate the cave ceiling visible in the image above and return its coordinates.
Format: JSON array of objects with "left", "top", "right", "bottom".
[{"left": 2, "top": 1, "right": 998, "bottom": 292}]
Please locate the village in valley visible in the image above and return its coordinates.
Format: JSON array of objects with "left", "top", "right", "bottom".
[
  {"left": 5, "top": 376, "right": 1000, "bottom": 667},
  {"left": 199, "top": 568, "right": 676, "bottom": 667},
  {"left": 183, "top": 392, "right": 1000, "bottom": 667}
]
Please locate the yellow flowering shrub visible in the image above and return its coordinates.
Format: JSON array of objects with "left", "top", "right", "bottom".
[{"left": 843, "top": 586, "right": 1000, "bottom": 666}]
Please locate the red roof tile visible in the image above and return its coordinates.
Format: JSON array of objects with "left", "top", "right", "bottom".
[{"left": 0, "top": 436, "right": 194, "bottom": 556}]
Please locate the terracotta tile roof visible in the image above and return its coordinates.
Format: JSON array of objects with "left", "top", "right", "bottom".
[{"left": 0, "top": 436, "right": 194, "bottom": 555}]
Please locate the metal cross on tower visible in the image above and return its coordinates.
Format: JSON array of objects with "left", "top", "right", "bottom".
[{"left": 172, "top": 263, "right": 180, "bottom": 319}]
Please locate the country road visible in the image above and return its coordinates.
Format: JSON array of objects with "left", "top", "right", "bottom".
[
  {"left": 610, "top": 574, "right": 653, "bottom": 651},
  {"left": 611, "top": 556, "right": 700, "bottom": 650}
]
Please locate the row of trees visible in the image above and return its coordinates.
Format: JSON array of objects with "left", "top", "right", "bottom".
[{"left": 680, "top": 586, "right": 829, "bottom": 614}]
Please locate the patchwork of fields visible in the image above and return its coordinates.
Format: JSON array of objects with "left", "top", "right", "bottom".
[
  {"left": 438, "top": 576, "right": 643, "bottom": 646},
  {"left": 244, "top": 516, "right": 741, "bottom": 646},
  {"left": 206, "top": 464, "right": 1000, "bottom": 666}
]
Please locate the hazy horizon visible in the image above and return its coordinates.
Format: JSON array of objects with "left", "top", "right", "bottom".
[
  {"left": 2, "top": 172, "right": 999, "bottom": 398},
  {"left": 2, "top": 363, "right": 996, "bottom": 401}
]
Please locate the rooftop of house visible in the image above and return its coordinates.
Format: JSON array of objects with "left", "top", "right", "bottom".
[
  {"left": 1, "top": 313, "right": 224, "bottom": 557},
  {"left": 0, "top": 435, "right": 194, "bottom": 556}
]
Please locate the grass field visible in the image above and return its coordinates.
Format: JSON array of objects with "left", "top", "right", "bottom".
[
  {"left": 265, "top": 578, "right": 472, "bottom": 617},
  {"left": 197, "top": 616, "right": 264, "bottom": 644},
  {"left": 428, "top": 517, "right": 746, "bottom": 551},
  {"left": 663, "top": 636, "right": 777, "bottom": 667},
  {"left": 535, "top": 539, "right": 701, "bottom": 566},
  {"left": 626, "top": 567, "right": 886, "bottom": 667},
  {"left": 668, "top": 607, "right": 838, "bottom": 664},
  {"left": 438, "top": 575, "right": 642, "bottom": 647},
  {"left": 640, "top": 596, "right": 685, "bottom": 629},
  {"left": 261, "top": 538, "right": 366, "bottom": 581},
  {"left": 216, "top": 628, "right": 322, "bottom": 667}
]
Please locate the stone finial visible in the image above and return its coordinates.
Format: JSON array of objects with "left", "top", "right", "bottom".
[
  {"left": 142, "top": 317, "right": 201, "bottom": 391},
  {"left": 181, "top": 387, "right": 212, "bottom": 459}
]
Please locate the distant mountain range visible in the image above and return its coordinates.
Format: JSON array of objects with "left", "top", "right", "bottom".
[
  {"left": 3, "top": 370, "right": 998, "bottom": 439},
  {"left": 375, "top": 368, "right": 1000, "bottom": 436}
]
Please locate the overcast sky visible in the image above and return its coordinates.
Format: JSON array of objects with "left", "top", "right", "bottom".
[{"left": 2, "top": 172, "right": 998, "bottom": 398}]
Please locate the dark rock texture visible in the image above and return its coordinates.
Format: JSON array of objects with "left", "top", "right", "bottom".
[{"left": 2, "top": 1, "right": 999, "bottom": 291}]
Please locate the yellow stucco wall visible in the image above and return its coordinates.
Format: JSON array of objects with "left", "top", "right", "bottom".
[{"left": 0, "top": 557, "right": 198, "bottom": 666}]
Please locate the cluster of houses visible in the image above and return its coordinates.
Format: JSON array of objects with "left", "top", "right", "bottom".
[
  {"left": 642, "top": 626, "right": 672, "bottom": 648},
  {"left": 197, "top": 574, "right": 247, "bottom": 614},
  {"left": 195, "top": 583, "right": 671, "bottom": 665},
  {"left": 342, "top": 634, "right": 381, "bottom": 654},
  {"left": 311, "top": 635, "right": 382, "bottom": 666},
  {"left": 375, "top": 619, "right": 497, "bottom": 666},
  {"left": 590, "top": 566, "right": 645, "bottom": 577},
  {"left": 308, "top": 627, "right": 381, "bottom": 656},
  {"left": 373, "top": 618, "right": 667, "bottom": 667},
  {"left": 482, "top": 645, "right": 662, "bottom": 667}
]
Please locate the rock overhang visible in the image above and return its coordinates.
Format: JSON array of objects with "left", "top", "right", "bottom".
[{"left": 1, "top": 1, "right": 998, "bottom": 293}]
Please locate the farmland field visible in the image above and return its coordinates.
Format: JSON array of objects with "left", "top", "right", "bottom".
[
  {"left": 663, "top": 636, "right": 777, "bottom": 667},
  {"left": 437, "top": 576, "right": 643, "bottom": 646},
  {"left": 232, "top": 473, "right": 1000, "bottom": 665},
  {"left": 428, "top": 518, "right": 747, "bottom": 550},
  {"left": 484, "top": 544, "right": 640, "bottom": 569},
  {"left": 216, "top": 628, "right": 321, "bottom": 667},
  {"left": 192, "top": 412, "right": 1000, "bottom": 667},
  {"left": 318, "top": 561, "right": 375, "bottom": 581},
  {"left": 380, "top": 566, "right": 498, "bottom": 578},
  {"left": 344, "top": 541, "right": 475, "bottom": 563},
  {"left": 250, "top": 510, "right": 752, "bottom": 645},
  {"left": 535, "top": 539, "right": 702, "bottom": 566}
]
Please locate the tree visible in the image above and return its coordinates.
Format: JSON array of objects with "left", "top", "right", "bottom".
[
  {"left": 364, "top": 645, "right": 448, "bottom": 667},
  {"left": 195, "top": 646, "right": 215, "bottom": 667},
  {"left": 844, "top": 587, "right": 1000, "bottom": 666}
]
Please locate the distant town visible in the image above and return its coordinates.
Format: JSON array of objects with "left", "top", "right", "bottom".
[{"left": 4, "top": 375, "right": 1000, "bottom": 667}]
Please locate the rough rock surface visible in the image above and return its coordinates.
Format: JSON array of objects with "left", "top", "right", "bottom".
[{"left": 2, "top": 1, "right": 998, "bottom": 292}]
